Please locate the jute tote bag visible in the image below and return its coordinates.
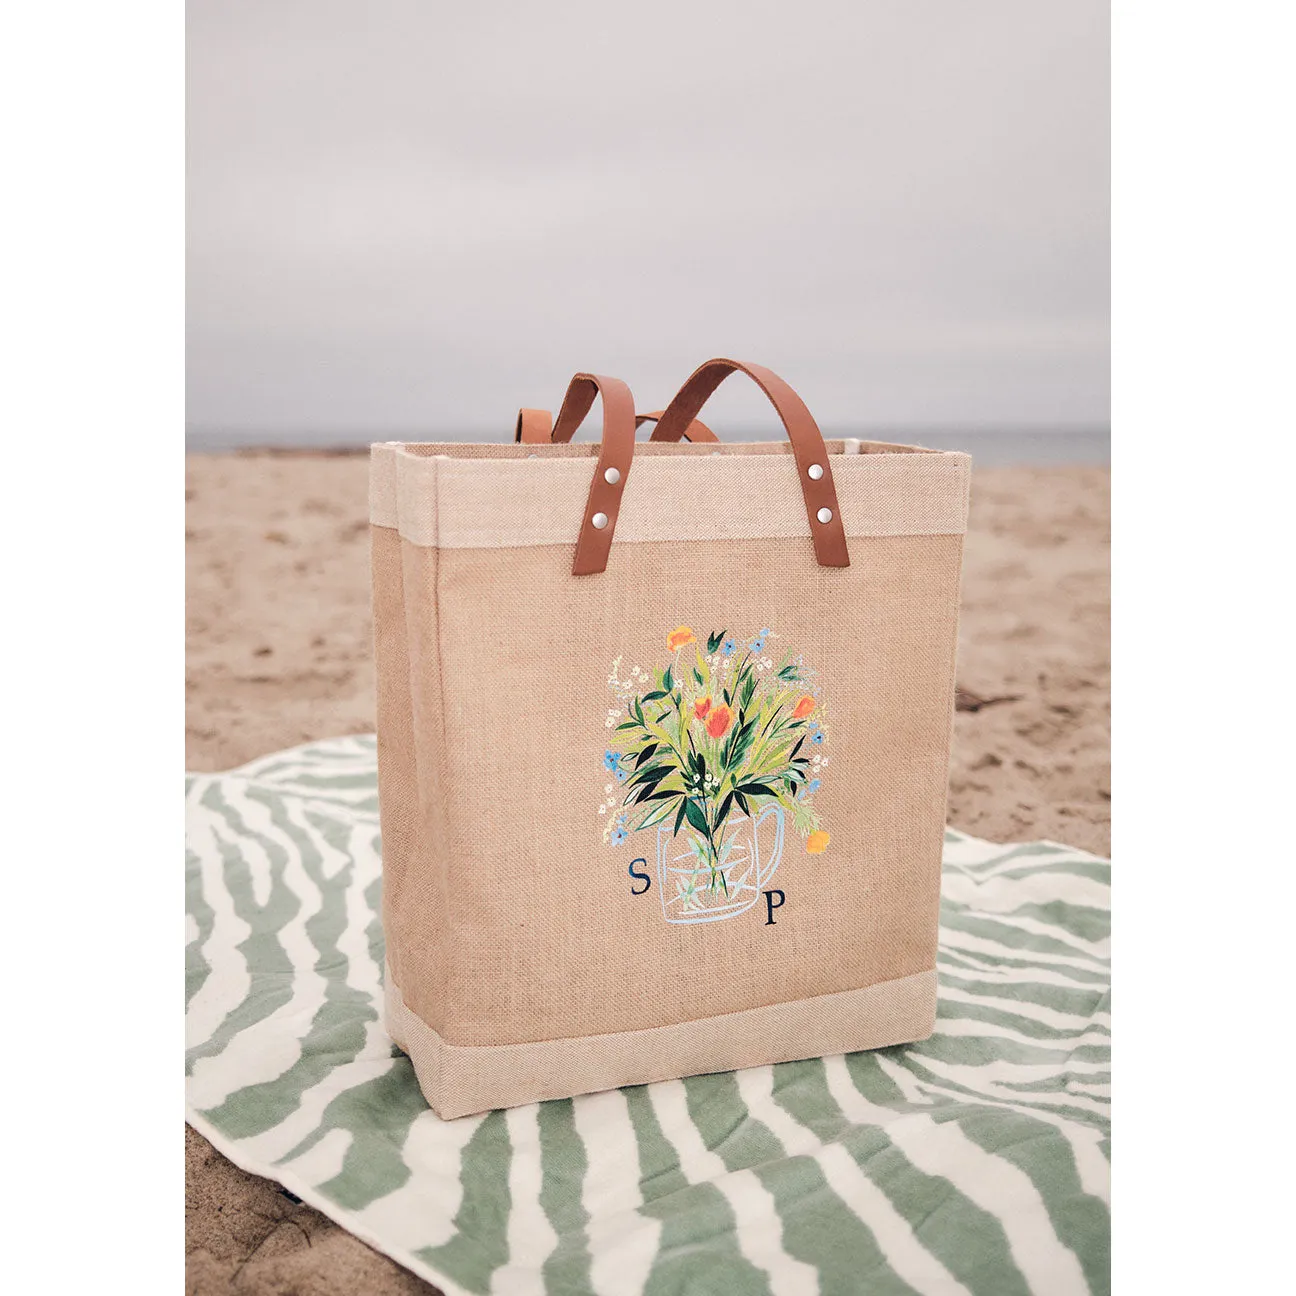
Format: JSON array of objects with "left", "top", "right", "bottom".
[{"left": 371, "top": 359, "right": 970, "bottom": 1119}]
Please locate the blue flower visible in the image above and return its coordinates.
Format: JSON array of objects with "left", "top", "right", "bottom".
[
  {"left": 811, "top": 732, "right": 825, "bottom": 745},
  {"left": 721, "top": 637, "right": 737, "bottom": 656},
  {"left": 610, "top": 826, "right": 628, "bottom": 846},
  {"left": 749, "top": 627, "right": 770, "bottom": 653},
  {"left": 807, "top": 720, "right": 820, "bottom": 732},
  {"left": 807, "top": 778, "right": 821, "bottom": 794},
  {"left": 603, "top": 750, "right": 628, "bottom": 780}
]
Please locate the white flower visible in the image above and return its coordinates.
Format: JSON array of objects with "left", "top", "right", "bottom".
[
  {"left": 605, "top": 718, "right": 614, "bottom": 728},
  {"left": 598, "top": 805, "right": 607, "bottom": 815},
  {"left": 604, "top": 783, "right": 614, "bottom": 793}
]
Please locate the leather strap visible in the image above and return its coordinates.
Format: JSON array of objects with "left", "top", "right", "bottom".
[
  {"left": 648, "top": 359, "right": 850, "bottom": 567},
  {"left": 515, "top": 409, "right": 552, "bottom": 444},
  {"left": 548, "top": 374, "right": 637, "bottom": 575},
  {"left": 517, "top": 406, "right": 717, "bottom": 444},
  {"left": 635, "top": 411, "right": 718, "bottom": 443}
]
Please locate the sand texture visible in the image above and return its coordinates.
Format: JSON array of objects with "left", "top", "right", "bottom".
[{"left": 185, "top": 453, "right": 1109, "bottom": 1294}]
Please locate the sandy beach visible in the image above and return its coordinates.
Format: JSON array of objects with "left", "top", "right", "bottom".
[{"left": 185, "top": 453, "right": 1109, "bottom": 1294}]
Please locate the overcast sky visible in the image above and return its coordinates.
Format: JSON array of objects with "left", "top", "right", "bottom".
[{"left": 187, "top": 2, "right": 1108, "bottom": 437}]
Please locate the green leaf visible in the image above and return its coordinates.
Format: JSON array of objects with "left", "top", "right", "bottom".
[
  {"left": 693, "top": 666, "right": 704, "bottom": 687},
  {"left": 738, "top": 781, "right": 778, "bottom": 797},
  {"left": 615, "top": 720, "right": 640, "bottom": 731},
  {"left": 715, "top": 790, "right": 734, "bottom": 828},
  {"left": 663, "top": 666, "right": 673, "bottom": 692},
  {"left": 642, "top": 690, "right": 667, "bottom": 703},
  {"left": 638, "top": 799, "right": 677, "bottom": 829},
  {"left": 723, "top": 687, "right": 732, "bottom": 706},
  {"left": 734, "top": 789, "right": 751, "bottom": 817},
  {"left": 628, "top": 777, "right": 669, "bottom": 805},
  {"left": 789, "top": 736, "right": 805, "bottom": 759},
  {"left": 684, "top": 798, "right": 710, "bottom": 836},
  {"left": 706, "top": 630, "right": 723, "bottom": 653},
  {"left": 673, "top": 799, "right": 688, "bottom": 835},
  {"left": 628, "top": 762, "right": 671, "bottom": 788},
  {"left": 740, "top": 675, "right": 756, "bottom": 709}
]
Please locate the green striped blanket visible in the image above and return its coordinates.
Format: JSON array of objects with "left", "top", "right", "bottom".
[{"left": 186, "top": 737, "right": 1110, "bottom": 1295}]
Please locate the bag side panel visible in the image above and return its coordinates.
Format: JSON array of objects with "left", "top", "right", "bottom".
[{"left": 372, "top": 449, "right": 453, "bottom": 1037}]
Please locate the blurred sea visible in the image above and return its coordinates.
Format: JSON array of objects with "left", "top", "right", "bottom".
[{"left": 185, "top": 427, "right": 1109, "bottom": 467}]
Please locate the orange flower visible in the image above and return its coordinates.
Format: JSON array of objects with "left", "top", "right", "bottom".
[
  {"left": 666, "top": 625, "right": 696, "bottom": 652},
  {"left": 792, "top": 695, "right": 816, "bottom": 720},
  {"left": 693, "top": 696, "right": 712, "bottom": 720},
  {"left": 806, "top": 830, "right": 830, "bottom": 854},
  {"left": 705, "top": 703, "right": 733, "bottom": 739}
]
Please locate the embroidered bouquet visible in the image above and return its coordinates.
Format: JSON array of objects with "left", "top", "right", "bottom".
[{"left": 601, "top": 625, "right": 831, "bottom": 907}]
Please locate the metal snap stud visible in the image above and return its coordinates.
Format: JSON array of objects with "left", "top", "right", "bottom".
[
  {"left": 592, "top": 512, "right": 609, "bottom": 529},
  {"left": 816, "top": 507, "right": 833, "bottom": 524},
  {"left": 603, "top": 467, "right": 621, "bottom": 485},
  {"left": 808, "top": 463, "right": 824, "bottom": 480}
]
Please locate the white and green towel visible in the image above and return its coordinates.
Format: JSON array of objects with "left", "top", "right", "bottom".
[{"left": 186, "top": 736, "right": 1110, "bottom": 1295}]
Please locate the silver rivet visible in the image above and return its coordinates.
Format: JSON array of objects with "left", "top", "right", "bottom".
[
  {"left": 816, "top": 507, "right": 833, "bottom": 524},
  {"left": 808, "top": 463, "right": 824, "bottom": 480},
  {"left": 603, "top": 466, "right": 621, "bottom": 485},
  {"left": 592, "top": 512, "right": 609, "bottom": 529}
]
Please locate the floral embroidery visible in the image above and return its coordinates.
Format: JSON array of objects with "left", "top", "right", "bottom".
[
  {"left": 704, "top": 703, "right": 734, "bottom": 740},
  {"left": 602, "top": 625, "right": 831, "bottom": 923}
]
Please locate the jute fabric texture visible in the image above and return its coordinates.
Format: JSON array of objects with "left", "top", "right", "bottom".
[
  {"left": 373, "top": 436, "right": 970, "bottom": 1117},
  {"left": 386, "top": 960, "right": 939, "bottom": 1118}
]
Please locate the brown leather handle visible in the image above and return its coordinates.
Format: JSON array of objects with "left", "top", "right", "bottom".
[
  {"left": 516, "top": 406, "right": 717, "bottom": 444},
  {"left": 634, "top": 411, "right": 718, "bottom": 443},
  {"left": 544, "top": 374, "right": 638, "bottom": 575},
  {"left": 515, "top": 408, "right": 552, "bottom": 444},
  {"left": 648, "top": 359, "right": 850, "bottom": 567}
]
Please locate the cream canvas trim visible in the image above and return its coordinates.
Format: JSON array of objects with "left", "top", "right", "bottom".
[
  {"left": 385, "top": 962, "right": 938, "bottom": 1120},
  {"left": 369, "top": 442, "right": 970, "bottom": 548}
]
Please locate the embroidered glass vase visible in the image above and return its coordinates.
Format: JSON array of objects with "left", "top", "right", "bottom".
[{"left": 656, "top": 805, "right": 785, "bottom": 925}]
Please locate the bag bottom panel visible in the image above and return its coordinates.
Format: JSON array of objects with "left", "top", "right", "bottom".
[{"left": 385, "top": 962, "right": 937, "bottom": 1119}]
